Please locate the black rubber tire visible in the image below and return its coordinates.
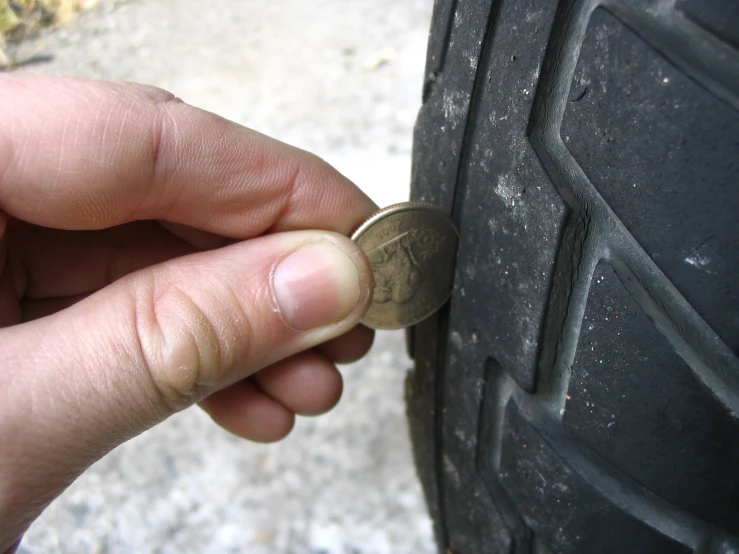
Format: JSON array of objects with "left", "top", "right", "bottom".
[{"left": 406, "top": 0, "right": 739, "bottom": 553}]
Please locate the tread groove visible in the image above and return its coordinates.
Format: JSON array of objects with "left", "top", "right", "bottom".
[
  {"left": 436, "top": 0, "right": 507, "bottom": 549},
  {"left": 477, "top": 358, "right": 533, "bottom": 554}
]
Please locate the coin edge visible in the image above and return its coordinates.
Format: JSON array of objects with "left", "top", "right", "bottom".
[{"left": 350, "top": 201, "right": 459, "bottom": 242}]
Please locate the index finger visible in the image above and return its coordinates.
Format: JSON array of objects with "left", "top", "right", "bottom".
[{"left": 0, "top": 75, "right": 377, "bottom": 237}]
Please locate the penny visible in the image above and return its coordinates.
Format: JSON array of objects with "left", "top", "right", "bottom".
[{"left": 351, "top": 202, "right": 459, "bottom": 330}]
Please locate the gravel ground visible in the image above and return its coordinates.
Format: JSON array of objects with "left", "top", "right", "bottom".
[{"left": 11, "top": 0, "right": 436, "bottom": 552}]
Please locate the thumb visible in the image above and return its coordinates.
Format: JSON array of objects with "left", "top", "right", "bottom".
[{"left": 0, "top": 230, "right": 372, "bottom": 545}]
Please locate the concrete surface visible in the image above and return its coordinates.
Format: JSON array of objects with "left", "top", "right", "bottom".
[{"left": 10, "top": 0, "right": 436, "bottom": 552}]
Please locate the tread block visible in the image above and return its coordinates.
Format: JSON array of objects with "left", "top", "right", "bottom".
[
  {"left": 562, "top": 7, "right": 739, "bottom": 353},
  {"left": 564, "top": 262, "right": 739, "bottom": 531},
  {"left": 444, "top": 0, "right": 565, "bottom": 393},
  {"left": 499, "top": 403, "right": 692, "bottom": 554}
]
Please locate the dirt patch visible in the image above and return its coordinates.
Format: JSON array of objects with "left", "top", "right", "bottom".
[{"left": 1, "top": 0, "right": 98, "bottom": 67}]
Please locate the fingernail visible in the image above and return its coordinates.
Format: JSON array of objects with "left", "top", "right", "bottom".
[{"left": 272, "top": 241, "right": 362, "bottom": 331}]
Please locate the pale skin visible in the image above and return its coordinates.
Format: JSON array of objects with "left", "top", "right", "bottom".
[{"left": 0, "top": 75, "right": 378, "bottom": 552}]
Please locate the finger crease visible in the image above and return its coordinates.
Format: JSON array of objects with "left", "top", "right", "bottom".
[
  {"left": 133, "top": 98, "right": 180, "bottom": 221},
  {"left": 127, "top": 288, "right": 174, "bottom": 418}
]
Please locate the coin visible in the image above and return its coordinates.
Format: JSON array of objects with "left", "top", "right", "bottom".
[{"left": 351, "top": 202, "right": 459, "bottom": 330}]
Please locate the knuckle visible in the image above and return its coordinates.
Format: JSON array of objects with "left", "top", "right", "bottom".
[{"left": 131, "top": 276, "right": 243, "bottom": 410}]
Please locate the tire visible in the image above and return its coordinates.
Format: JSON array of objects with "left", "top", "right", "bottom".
[{"left": 405, "top": 0, "right": 739, "bottom": 552}]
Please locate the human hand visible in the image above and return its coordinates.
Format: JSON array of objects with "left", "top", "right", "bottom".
[{"left": 0, "top": 75, "right": 376, "bottom": 551}]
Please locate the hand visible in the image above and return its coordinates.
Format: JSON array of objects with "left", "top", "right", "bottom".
[{"left": 0, "top": 75, "right": 376, "bottom": 551}]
